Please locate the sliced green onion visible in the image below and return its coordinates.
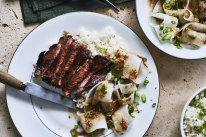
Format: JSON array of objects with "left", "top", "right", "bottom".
[
  {"left": 71, "top": 131, "right": 76, "bottom": 137},
  {"left": 107, "top": 74, "right": 115, "bottom": 81},
  {"left": 199, "top": 110, "right": 205, "bottom": 116},
  {"left": 141, "top": 94, "right": 146, "bottom": 103},
  {"left": 99, "top": 47, "right": 107, "bottom": 53},
  {"left": 102, "top": 85, "right": 108, "bottom": 94},
  {"left": 163, "top": 28, "right": 169, "bottom": 34},
  {"left": 173, "top": 41, "right": 183, "bottom": 49},
  {"left": 125, "top": 65, "right": 130, "bottom": 68},
  {"left": 142, "top": 57, "right": 147, "bottom": 62},
  {"left": 84, "top": 103, "right": 89, "bottom": 107},
  {"left": 112, "top": 56, "right": 117, "bottom": 61},
  {"left": 84, "top": 111, "right": 91, "bottom": 118},
  {"left": 120, "top": 79, "right": 124, "bottom": 84},
  {"left": 159, "top": 23, "right": 164, "bottom": 31},
  {"left": 136, "top": 93, "right": 140, "bottom": 98},
  {"left": 131, "top": 89, "right": 136, "bottom": 94},
  {"left": 152, "top": 103, "right": 156, "bottom": 108},
  {"left": 134, "top": 102, "right": 139, "bottom": 107},
  {"left": 157, "top": 10, "right": 164, "bottom": 13},
  {"left": 74, "top": 125, "right": 78, "bottom": 130},
  {"left": 136, "top": 84, "right": 139, "bottom": 88},
  {"left": 188, "top": 35, "right": 195, "bottom": 39},
  {"left": 143, "top": 80, "right": 149, "bottom": 86},
  {"left": 170, "top": 1, "right": 175, "bottom": 6},
  {"left": 171, "top": 21, "right": 176, "bottom": 24},
  {"left": 162, "top": 34, "right": 172, "bottom": 41},
  {"left": 171, "top": 13, "right": 176, "bottom": 16},
  {"left": 130, "top": 114, "right": 135, "bottom": 118}
]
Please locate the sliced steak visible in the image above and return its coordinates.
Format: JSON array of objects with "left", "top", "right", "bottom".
[
  {"left": 77, "top": 55, "right": 110, "bottom": 92},
  {"left": 45, "top": 36, "right": 73, "bottom": 83},
  {"left": 63, "top": 59, "right": 91, "bottom": 96},
  {"left": 84, "top": 68, "right": 110, "bottom": 89},
  {"left": 34, "top": 44, "right": 61, "bottom": 77},
  {"left": 53, "top": 42, "right": 81, "bottom": 86}
]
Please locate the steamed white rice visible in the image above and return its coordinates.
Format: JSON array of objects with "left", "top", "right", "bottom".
[
  {"left": 73, "top": 27, "right": 127, "bottom": 60},
  {"left": 184, "top": 92, "right": 206, "bottom": 137}
]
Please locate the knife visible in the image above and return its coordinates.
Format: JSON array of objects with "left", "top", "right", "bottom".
[{"left": 0, "top": 69, "right": 77, "bottom": 110}]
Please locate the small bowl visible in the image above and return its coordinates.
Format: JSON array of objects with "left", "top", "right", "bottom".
[{"left": 180, "top": 87, "right": 206, "bottom": 137}]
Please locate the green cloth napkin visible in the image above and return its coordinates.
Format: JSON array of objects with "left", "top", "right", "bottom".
[{"left": 20, "top": 0, "right": 132, "bottom": 24}]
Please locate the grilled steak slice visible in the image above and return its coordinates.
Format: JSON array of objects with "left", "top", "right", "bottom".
[
  {"left": 63, "top": 59, "right": 91, "bottom": 96},
  {"left": 77, "top": 55, "right": 110, "bottom": 92},
  {"left": 85, "top": 68, "right": 110, "bottom": 89},
  {"left": 53, "top": 42, "right": 81, "bottom": 86},
  {"left": 62, "top": 47, "right": 90, "bottom": 85},
  {"left": 44, "top": 36, "right": 73, "bottom": 84},
  {"left": 34, "top": 44, "right": 61, "bottom": 77}
]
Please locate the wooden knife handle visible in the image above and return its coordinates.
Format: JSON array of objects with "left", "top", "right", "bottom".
[{"left": 0, "top": 69, "right": 26, "bottom": 90}]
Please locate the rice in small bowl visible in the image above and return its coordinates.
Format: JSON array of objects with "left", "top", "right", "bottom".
[{"left": 180, "top": 87, "right": 206, "bottom": 137}]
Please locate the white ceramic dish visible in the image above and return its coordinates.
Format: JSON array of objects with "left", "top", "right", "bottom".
[
  {"left": 180, "top": 87, "right": 206, "bottom": 137},
  {"left": 6, "top": 12, "right": 159, "bottom": 137},
  {"left": 136, "top": 0, "right": 206, "bottom": 59}
]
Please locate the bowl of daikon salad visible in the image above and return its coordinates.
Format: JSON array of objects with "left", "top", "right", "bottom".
[{"left": 180, "top": 87, "right": 206, "bottom": 137}]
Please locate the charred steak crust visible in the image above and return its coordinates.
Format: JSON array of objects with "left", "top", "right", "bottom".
[{"left": 34, "top": 44, "right": 61, "bottom": 77}]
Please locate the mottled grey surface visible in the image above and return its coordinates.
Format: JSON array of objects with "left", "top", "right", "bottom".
[{"left": 0, "top": 0, "right": 206, "bottom": 137}]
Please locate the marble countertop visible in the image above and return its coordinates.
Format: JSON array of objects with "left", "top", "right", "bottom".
[{"left": 0, "top": 1, "right": 206, "bottom": 137}]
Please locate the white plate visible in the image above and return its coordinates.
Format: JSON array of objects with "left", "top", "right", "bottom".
[
  {"left": 136, "top": 0, "right": 206, "bottom": 59},
  {"left": 6, "top": 12, "right": 159, "bottom": 137},
  {"left": 180, "top": 87, "right": 206, "bottom": 137}
]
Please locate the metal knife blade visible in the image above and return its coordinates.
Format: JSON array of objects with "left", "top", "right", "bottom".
[{"left": 25, "top": 82, "right": 76, "bottom": 110}]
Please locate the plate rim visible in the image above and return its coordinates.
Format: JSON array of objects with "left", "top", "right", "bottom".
[
  {"left": 135, "top": 0, "right": 206, "bottom": 60},
  {"left": 5, "top": 11, "right": 160, "bottom": 137}
]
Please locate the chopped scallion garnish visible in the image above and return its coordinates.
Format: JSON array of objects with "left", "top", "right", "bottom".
[{"left": 141, "top": 94, "right": 146, "bottom": 103}]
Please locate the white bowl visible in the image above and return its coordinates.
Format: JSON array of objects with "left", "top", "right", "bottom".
[
  {"left": 180, "top": 87, "right": 206, "bottom": 137},
  {"left": 135, "top": 0, "right": 206, "bottom": 59}
]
